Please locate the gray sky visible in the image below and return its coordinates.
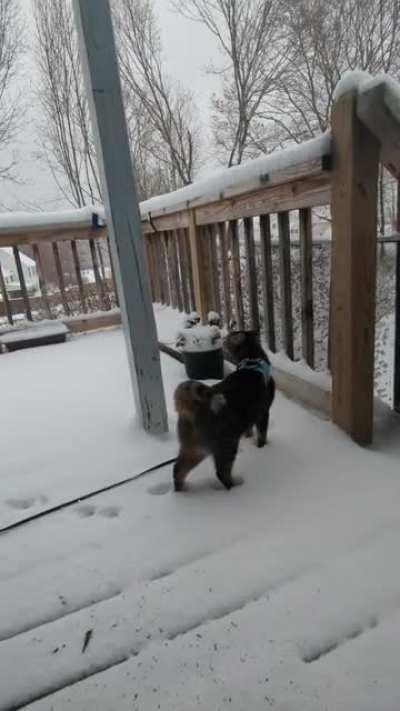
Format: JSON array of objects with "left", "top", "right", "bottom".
[{"left": 1, "top": 0, "right": 219, "bottom": 212}]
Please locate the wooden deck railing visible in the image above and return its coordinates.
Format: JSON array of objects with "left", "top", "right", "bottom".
[
  {"left": 0, "top": 216, "right": 119, "bottom": 327},
  {"left": 141, "top": 147, "right": 332, "bottom": 370},
  {"left": 1, "top": 76, "right": 400, "bottom": 445}
]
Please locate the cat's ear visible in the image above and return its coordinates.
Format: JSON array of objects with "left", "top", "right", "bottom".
[
  {"left": 225, "top": 331, "right": 246, "bottom": 347},
  {"left": 245, "top": 330, "right": 261, "bottom": 344}
]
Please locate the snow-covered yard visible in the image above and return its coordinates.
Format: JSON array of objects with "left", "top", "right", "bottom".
[{"left": 1, "top": 308, "right": 400, "bottom": 711}]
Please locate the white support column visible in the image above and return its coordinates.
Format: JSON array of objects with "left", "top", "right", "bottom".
[{"left": 72, "top": 0, "right": 168, "bottom": 434}]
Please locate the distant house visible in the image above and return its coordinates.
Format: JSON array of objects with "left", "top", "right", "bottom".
[
  {"left": 81, "top": 266, "right": 112, "bottom": 284},
  {"left": 0, "top": 248, "right": 39, "bottom": 298}
]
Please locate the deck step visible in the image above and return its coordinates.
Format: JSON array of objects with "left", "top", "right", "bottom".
[{"left": 0, "top": 320, "right": 68, "bottom": 352}]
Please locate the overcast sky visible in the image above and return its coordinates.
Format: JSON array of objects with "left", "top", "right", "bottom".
[{"left": 1, "top": 0, "right": 220, "bottom": 212}]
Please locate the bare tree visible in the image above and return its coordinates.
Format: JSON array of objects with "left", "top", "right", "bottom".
[
  {"left": 116, "top": 0, "right": 201, "bottom": 187},
  {"left": 267, "top": 0, "right": 400, "bottom": 144},
  {"left": 34, "top": 0, "right": 194, "bottom": 205},
  {"left": 259, "top": 0, "right": 400, "bottom": 236},
  {"left": 0, "top": 0, "right": 24, "bottom": 180},
  {"left": 125, "top": 91, "right": 176, "bottom": 198},
  {"left": 174, "top": 0, "right": 291, "bottom": 166},
  {"left": 34, "top": 0, "right": 101, "bottom": 207}
]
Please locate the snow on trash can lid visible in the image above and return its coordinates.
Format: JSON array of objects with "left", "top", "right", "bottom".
[{"left": 176, "top": 325, "right": 222, "bottom": 353}]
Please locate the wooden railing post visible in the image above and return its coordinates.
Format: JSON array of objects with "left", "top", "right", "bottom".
[
  {"left": 244, "top": 217, "right": 260, "bottom": 331},
  {"left": 52, "top": 242, "right": 71, "bottom": 316},
  {"left": 299, "top": 207, "right": 314, "bottom": 368},
  {"left": 0, "top": 260, "right": 13, "bottom": 325},
  {"left": 177, "top": 228, "right": 190, "bottom": 314},
  {"left": 32, "top": 243, "right": 52, "bottom": 320},
  {"left": 278, "top": 211, "right": 294, "bottom": 360},
  {"left": 331, "top": 90, "right": 380, "bottom": 445},
  {"left": 394, "top": 179, "right": 400, "bottom": 413},
  {"left": 259, "top": 214, "right": 276, "bottom": 352},
  {"left": 218, "top": 222, "right": 232, "bottom": 327},
  {"left": 13, "top": 246, "right": 33, "bottom": 322},
  {"left": 207, "top": 224, "right": 221, "bottom": 316},
  {"left": 229, "top": 219, "right": 245, "bottom": 329},
  {"left": 187, "top": 210, "right": 211, "bottom": 322},
  {"left": 71, "top": 239, "right": 88, "bottom": 313}
]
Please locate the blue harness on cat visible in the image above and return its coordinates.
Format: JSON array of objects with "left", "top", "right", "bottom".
[{"left": 237, "top": 358, "right": 272, "bottom": 383}]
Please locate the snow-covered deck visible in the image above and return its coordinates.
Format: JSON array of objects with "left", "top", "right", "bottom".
[{"left": 1, "top": 311, "right": 400, "bottom": 710}]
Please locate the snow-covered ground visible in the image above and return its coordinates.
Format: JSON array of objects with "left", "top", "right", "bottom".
[
  {"left": 1, "top": 310, "right": 400, "bottom": 710},
  {"left": 0, "top": 314, "right": 180, "bottom": 530}
]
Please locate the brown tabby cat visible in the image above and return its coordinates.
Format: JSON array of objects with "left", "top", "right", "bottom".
[{"left": 173, "top": 331, "right": 275, "bottom": 491}]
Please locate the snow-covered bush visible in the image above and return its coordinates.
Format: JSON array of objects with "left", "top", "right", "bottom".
[
  {"left": 208, "top": 311, "right": 221, "bottom": 327},
  {"left": 182, "top": 311, "right": 201, "bottom": 329},
  {"left": 176, "top": 324, "right": 222, "bottom": 353}
]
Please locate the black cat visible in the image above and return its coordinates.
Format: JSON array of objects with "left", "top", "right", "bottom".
[{"left": 173, "top": 331, "right": 275, "bottom": 491}]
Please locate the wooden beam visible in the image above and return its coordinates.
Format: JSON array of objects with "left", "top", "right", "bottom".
[
  {"left": 187, "top": 210, "right": 211, "bottom": 322},
  {"left": 331, "top": 90, "right": 380, "bottom": 445},
  {"left": 173, "top": 231, "right": 184, "bottom": 312},
  {"left": 278, "top": 212, "right": 294, "bottom": 360},
  {"left": 0, "top": 260, "right": 13, "bottom": 325},
  {"left": 165, "top": 232, "right": 176, "bottom": 308},
  {"left": 141, "top": 175, "right": 331, "bottom": 236},
  {"left": 394, "top": 180, "right": 400, "bottom": 414},
  {"left": 259, "top": 214, "right": 276, "bottom": 352},
  {"left": 208, "top": 224, "right": 221, "bottom": 315},
  {"left": 145, "top": 237, "right": 158, "bottom": 303},
  {"left": 169, "top": 230, "right": 182, "bottom": 311},
  {"left": 395, "top": 242, "right": 400, "bottom": 413},
  {"left": 184, "top": 228, "right": 196, "bottom": 311},
  {"left": 66, "top": 311, "right": 121, "bottom": 333},
  {"left": 155, "top": 235, "right": 166, "bottom": 305},
  {"left": 218, "top": 222, "right": 232, "bottom": 326},
  {"left": 159, "top": 234, "right": 170, "bottom": 306},
  {"left": 196, "top": 174, "right": 330, "bottom": 226},
  {"left": 97, "top": 241, "right": 111, "bottom": 308},
  {"left": 52, "top": 242, "right": 71, "bottom": 316},
  {"left": 107, "top": 236, "right": 119, "bottom": 307},
  {"left": 32, "top": 243, "right": 52, "bottom": 319},
  {"left": 243, "top": 217, "right": 260, "bottom": 330},
  {"left": 299, "top": 208, "right": 314, "bottom": 368},
  {"left": 73, "top": 0, "right": 167, "bottom": 434},
  {"left": 176, "top": 228, "right": 190, "bottom": 313},
  {"left": 71, "top": 240, "right": 88, "bottom": 313},
  {"left": 89, "top": 237, "right": 109, "bottom": 310},
  {"left": 13, "top": 246, "right": 33, "bottom": 321},
  {"left": 0, "top": 226, "right": 107, "bottom": 247},
  {"left": 327, "top": 273, "right": 333, "bottom": 373},
  {"left": 229, "top": 219, "right": 244, "bottom": 328},
  {"left": 141, "top": 157, "right": 329, "bottom": 224},
  {"left": 171, "top": 230, "right": 182, "bottom": 310},
  {"left": 141, "top": 210, "right": 189, "bottom": 235}
]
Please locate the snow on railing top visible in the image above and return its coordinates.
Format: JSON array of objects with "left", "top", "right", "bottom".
[
  {"left": 0, "top": 206, "right": 106, "bottom": 235},
  {"left": 334, "top": 69, "right": 400, "bottom": 123},
  {"left": 140, "top": 133, "right": 331, "bottom": 218},
  {"left": 0, "top": 133, "right": 331, "bottom": 235},
  {"left": 333, "top": 70, "right": 400, "bottom": 179},
  {"left": 0, "top": 71, "right": 399, "bottom": 236}
]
